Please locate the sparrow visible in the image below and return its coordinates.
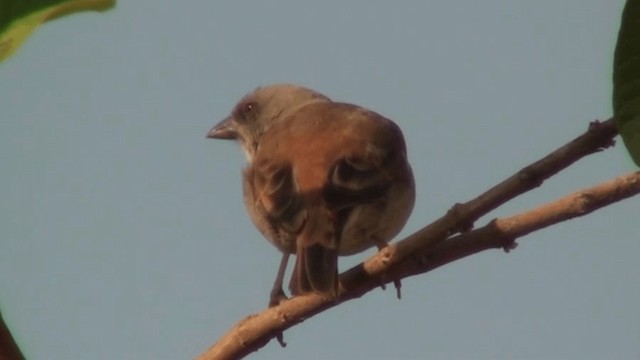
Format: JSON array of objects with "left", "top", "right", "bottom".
[{"left": 207, "top": 84, "right": 415, "bottom": 304}]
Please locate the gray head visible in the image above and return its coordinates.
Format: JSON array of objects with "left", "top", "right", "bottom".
[{"left": 207, "top": 84, "right": 331, "bottom": 161}]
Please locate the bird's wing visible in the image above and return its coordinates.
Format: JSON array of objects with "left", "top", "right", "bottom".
[{"left": 243, "top": 160, "right": 305, "bottom": 254}]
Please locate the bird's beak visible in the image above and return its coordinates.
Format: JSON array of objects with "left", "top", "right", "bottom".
[{"left": 207, "top": 116, "right": 238, "bottom": 140}]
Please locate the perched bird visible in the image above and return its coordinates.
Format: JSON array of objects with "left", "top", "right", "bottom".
[{"left": 207, "top": 84, "right": 415, "bottom": 304}]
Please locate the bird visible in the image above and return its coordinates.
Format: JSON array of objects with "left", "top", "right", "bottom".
[{"left": 207, "top": 84, "right": 415, "bottom": 305}]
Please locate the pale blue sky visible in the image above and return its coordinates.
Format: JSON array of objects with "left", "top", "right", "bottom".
[{"left": 1, "top": 1, "right": 638, "bottom": 359}]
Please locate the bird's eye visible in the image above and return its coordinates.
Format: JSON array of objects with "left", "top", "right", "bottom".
[
  {"left": 234, "top": 101, "right": 257, "bottom": 122},
  {"left": 243, "top": 102, "right": 255, "bottom": 114}
]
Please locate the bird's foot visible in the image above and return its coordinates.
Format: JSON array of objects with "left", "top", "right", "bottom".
[
  {"left": 374, "top": 240, "right": 402, "bottom": 299},
  {"left": 378, "top": 277, "right": 402, "bottom": 299},
  {"left": 269, "top": 287, "right": 289, "bottom": 308},
  {"left": 268, "top": 287, "right": 289, "bottom": 347}
]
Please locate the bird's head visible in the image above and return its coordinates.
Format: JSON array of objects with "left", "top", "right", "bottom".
[{"left": 207, "top": 84, "right": 330, "bottom": 161}]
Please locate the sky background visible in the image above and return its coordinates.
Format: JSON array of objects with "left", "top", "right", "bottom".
[{"left": 1, "top": 1, "right": 638, "bottom": 359}]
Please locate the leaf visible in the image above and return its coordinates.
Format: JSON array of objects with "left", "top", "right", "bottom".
[
  {"left": 613, "top": 0, "right": 640, "bottom": 166},
  {"left": 0, "top": 0, "right": 115, "bottom": 63}
]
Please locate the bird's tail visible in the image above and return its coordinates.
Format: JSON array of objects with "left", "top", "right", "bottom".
[{"left": 289, "top": 243, "right": 338, "bottom": 296}]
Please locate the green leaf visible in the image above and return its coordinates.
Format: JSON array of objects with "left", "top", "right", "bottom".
[
  {"left": 0, "top": 0, "right": 116, "bottom": 63},
  {"left": 613, "top": 0, "right": 640, "bottom": 166}
]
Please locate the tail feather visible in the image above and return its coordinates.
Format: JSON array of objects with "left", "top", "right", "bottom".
[{"left": 290, "top": 243, "right": 338, "bottom": 295}]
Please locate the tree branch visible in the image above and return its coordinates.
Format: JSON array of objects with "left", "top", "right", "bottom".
[
  {"left": 0, "top": 309, "right": 25, "bottom": 360},
  {"left": 199, "top": 118, "right": 627, "bottom": 360},
  {"left": 392, "top": 171, "right": 640, "bottom": 280}
]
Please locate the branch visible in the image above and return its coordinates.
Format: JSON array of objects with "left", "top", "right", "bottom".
[
  {"left": 0, "top": 309, "right": 25, "bottom": 360},
  {"left": 392, "top": 171, "right": 640, "bottom": 280},
  {"left": 199, "top": 118, "right": 624, "bottom": 360}
]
